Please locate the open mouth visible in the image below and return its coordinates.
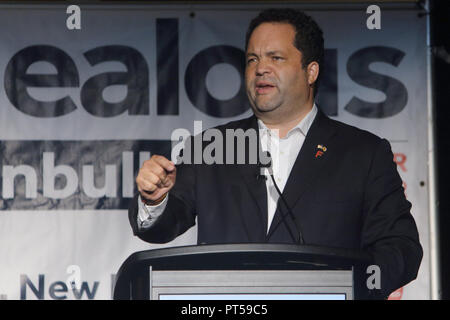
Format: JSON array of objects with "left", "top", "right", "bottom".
[{"left": 255, "top": 82, "right": 276, "bottom": 94}]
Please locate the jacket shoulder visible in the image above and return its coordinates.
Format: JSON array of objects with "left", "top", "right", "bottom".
[{"left": 327, "top": 116, "right": 385, "bottom": 147}]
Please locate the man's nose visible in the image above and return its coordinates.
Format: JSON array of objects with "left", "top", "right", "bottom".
[{"left": 255, "top": 59, "right": 271, "bottom": 76}]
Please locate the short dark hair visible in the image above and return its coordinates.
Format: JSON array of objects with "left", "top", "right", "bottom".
[{"left": 245, "top": 8, "right": 324, "bottom": 97}]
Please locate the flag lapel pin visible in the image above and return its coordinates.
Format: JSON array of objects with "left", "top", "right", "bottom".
[{"left": 315, "top": 145, "right": 327, "bottom": 158}]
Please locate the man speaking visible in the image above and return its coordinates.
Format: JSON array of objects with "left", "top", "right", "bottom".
[{"left": 128, "top": 8, "right": 422, "bottom": 299}]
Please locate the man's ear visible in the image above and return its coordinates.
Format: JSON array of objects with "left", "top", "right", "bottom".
[{"left": 307, "top": 61, "right": 320, "bottom": 86}]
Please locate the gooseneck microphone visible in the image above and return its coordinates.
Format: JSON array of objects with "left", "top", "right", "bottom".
[{"left": 259, "top": 151, "right": 305, "bottom": 245}]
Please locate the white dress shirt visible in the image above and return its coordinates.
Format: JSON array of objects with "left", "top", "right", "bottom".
[
  {"left": 137, "top": 104, "right": 318, "bottom": 233},
  {"left": 258, "top": 105, "right": 317, "bottom": 232}
]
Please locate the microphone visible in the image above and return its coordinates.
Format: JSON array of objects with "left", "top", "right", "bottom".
[
  {"left": 256, "top": 173, "right": 267, "bottom": 181},
  {"left": 262, "top": 151, "right": 305, "bottom": 245},
  {"left": 256, "top": 151, "right": 270, "bottom": 181}
]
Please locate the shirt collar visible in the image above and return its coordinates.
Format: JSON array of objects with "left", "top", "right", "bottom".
[{"left": 257, "top": 103, "right": 318, "bottom": 138}]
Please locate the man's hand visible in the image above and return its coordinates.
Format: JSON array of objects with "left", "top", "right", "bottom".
[{"left": 136, "top": 155, "right": 176, "bottom": 205}]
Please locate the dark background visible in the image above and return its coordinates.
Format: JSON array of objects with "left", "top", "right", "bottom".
[{"left": 431, "top": 0, "right": 450, "bottom": 300}]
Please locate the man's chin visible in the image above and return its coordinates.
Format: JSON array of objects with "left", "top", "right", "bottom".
[{"left": 254, "top": 104, "right": 279, "bottom": 114}]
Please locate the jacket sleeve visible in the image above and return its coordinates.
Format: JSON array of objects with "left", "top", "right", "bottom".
[{"left": 360, "top": 138, "right": 423, "bottom": 299}]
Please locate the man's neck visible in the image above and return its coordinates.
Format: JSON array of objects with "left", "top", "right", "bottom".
[{"left": 260, "top": 104, "right": 314, "bottom": 138}]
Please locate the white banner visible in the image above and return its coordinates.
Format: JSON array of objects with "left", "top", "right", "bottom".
[{"left": 0, "top": 4, "right": 430, "bottom": 299}]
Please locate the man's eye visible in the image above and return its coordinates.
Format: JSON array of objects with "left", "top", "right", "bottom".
[
  {"left": 247, "top": 58, "right": 257, "bottom": 64},
  {"left": 273, "top": 56, "right": 283, "bottom": 61}
]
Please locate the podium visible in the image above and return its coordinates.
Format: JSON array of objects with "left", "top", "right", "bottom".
[{"left": 113, "top": 244, "right": 372, "bottom": 300}]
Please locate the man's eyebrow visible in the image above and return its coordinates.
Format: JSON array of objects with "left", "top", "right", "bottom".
[
  {"left": 246, "top": 50, "right": 285, "bottom": 57},
  {"left": 266, "top": 50, "right": 285, "bottom": 56}
]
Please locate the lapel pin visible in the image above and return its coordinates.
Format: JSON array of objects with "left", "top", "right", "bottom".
[
  {"left": 317, "top": 145, "right": 327, "bottom": 152},
  {"left": 315, "top": 145, "right": 327, "bottom": 158}
]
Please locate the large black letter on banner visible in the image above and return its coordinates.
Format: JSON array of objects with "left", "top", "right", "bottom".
[
  {"left": 185, "top": 45, "right": 250, "bottom": 118},
  {"left": 81, "top": 45, "right": 149, "bottom": 117},
  {"left": 4, "top": 45, "right": 79, "bottom": 117},
  {"left": 157, "top": 18, "right": 179, "bottom": 115},
  {"left": 316, "top": 49, "right": 338, "bottom": 116},
  {"left": 345, "top": 46, "right": 408, "bottom": 118}
]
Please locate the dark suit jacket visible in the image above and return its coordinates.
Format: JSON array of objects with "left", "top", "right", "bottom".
[{"left": 129, "top": 110, "right": 422, "bottom": 299}]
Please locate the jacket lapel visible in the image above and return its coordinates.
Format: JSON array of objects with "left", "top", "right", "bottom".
[
  {"left": 235, "top": 116, "right": 268, "bottom": 240},
  {"left": 266, "top": 110, "right": 337, "bottom": 241}
]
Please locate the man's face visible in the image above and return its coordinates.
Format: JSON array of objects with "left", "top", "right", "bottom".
[{"left": 245, "top": 22, "right": 312, "bottom": 117}]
